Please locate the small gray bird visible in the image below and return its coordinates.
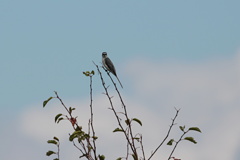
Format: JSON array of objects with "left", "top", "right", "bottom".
[{"left": 102, "top": 52, "right": 123, "bottom": 88}]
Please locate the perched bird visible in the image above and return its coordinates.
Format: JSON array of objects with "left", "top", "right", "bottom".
[{"left": 102, "top": 52, "right": 123, "bottom": 88}]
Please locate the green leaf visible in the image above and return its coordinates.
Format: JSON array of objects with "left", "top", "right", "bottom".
[
  {"left": 47, "top": 140, "right": 57, "bottom": 145},
  {"left": 167, "top": 139, "right": 174, "bottom": 145},
  {"left": 83, "top": 72, "right": 89, "bottom": 76},
  {"left": 125, "top": 119, "right": 131, "bottom": 125},
  {"left": 53, "top": 159, "right": 59, "bottom": 160},
  {"left": 116, "top": 158, "right": 122, "bottom": 160},
  {"left": 132, "top": 118, "right": 142, "bottom": 126},
  {"left": 84, "top": 70, "right": 94, "bottom": 76},
  {"left": 188, "top": 127, "right": 202, "bottom": 133},
  {"left": 84, "top": 134, "right": 90, "bottom": 139},
  {"left": 83, "top": 71, "right": 92, "bottom": 77},
  {"left": 92, "top": 136, "right": 98, "bottom": 140},
  {"left": 78, "top": 137, "right": 83, "bottom": 143},
  {"left": 69, "top": 134, "right": 77, "bottom": 142},
  {"left": 55, "top": 114, "right": 63, "bottom": 123},
  {"left": 75, "top": 126, "right": 82, "bottom": 131},
  {"left": 184, "top": 137, "right": 197, "bottom": 144},
  {"left": 57, "top": 117, "right": 64, "bottom": 123},
  {"left": 69, "top": 107, "right": 75, "bottom": 115},
  {"left": 179, "top": 125, "right": 185, "bottom": 132},
  {"left": 77, "top": 133, "right": 88, "bottom": 142},
  {"left": 46, "top": 150, "right": 56, "bottom": 156},
  {"left": 69, "top": 131, "right": 84, "bottom": 141},
  {"left": 133, "top": 137, "right": 140, "bottom": 142},
  {"left": 98, "top": 155, "right": 105, "bottom": 160},
  {"left": 53, "top": 137, "right": 59, "bottom": 141},
  {"left": 43, "top": 97, "right": 53, "bottom": 107},
  {"left": 113, "top": 128, "right": 124, "bottom": 132}
]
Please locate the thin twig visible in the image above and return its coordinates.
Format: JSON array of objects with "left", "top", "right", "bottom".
[
  {"left": 89, "top": 75, "right": 97, "bottom": 160},
  {"left": 148, "top": 109, "right": 180, "bottom": 160},
  {"left": 93, "top": 62, "right": 136, "bottom": 156},
  {"left": 79, "top": 140, "right": 89, "bottom": 159},
  {"left": 102, "top": 66, "right": 138, "bottom": 158},
  {"left": 126, "top": 128, "right": 130, "bottom": 160},
  {"left": 54, "top": 91, "right": 72, "bottom": 118},
  {"left": 72, "top": 139, "right": 84, "bottom": 155},
  {"left": 55, "top": 91, "right": 93, "bottom": 159},
  {"left": 140, "top": 134, "right": 146, "bottom": 160},
  {"left": 57, "top": 141, "right": 60, "bottom": 160},
  {"left": 167, "top": 130, "right": 188, "bottom": 160}
]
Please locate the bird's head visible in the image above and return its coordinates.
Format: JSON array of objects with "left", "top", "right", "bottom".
[{"left": 102, "top": 52, "right": 108, "bottom": 58}]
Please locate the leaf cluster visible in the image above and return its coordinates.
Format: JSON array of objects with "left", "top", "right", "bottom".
[
  {"left": 46, "top": 137, "right": 60, "bottom": 160},
  {"left": 83, "top": 70, "right": 95, "bottom": 77},
  {"left": 167, "top": 126, "right": 201, "bottom": 145},
  {"left": 43, "top": 66, "right": 202, "bottom": 160}
]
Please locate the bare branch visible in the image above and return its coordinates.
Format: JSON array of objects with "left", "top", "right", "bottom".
[
  {"left": 93, "top": 62, "right": 137, "bottom": 157},
  {"left": 148, "top": 109, "right": 180, "bottom": 160},
  {"left": 140, "top": 134, "right": 146, "bottom": 160},
  {"left": 72, "top": 138, "right": 84, "bottom": 155},
  {"left": 167, "top": 129, "right": 187, "bottom": 160},
  {"left": 89, "top": 75, "right": 97, "bottom": 160},
  {"left": 54, "top": 91, "right": 95, "bottom": 160},
  {"left": 101, "top": 65, "right": 138, "bottom": 159}
]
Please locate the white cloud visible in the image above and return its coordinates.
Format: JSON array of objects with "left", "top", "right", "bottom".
[
  {"left": 17, "top": 52, "right": 240, "bottom": 160},
  {"left": 122, "top": 52, "right": 240, "bottom": 159},
  {"left": 19, "top": 95, "right": 170, "bottom": 159}
]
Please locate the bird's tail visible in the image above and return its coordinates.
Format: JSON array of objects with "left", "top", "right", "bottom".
[{"left": 116, "top": 76, "right": 123, "bottom": 88}]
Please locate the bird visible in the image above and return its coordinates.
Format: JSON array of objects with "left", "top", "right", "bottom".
[{"left": 102, "top": 52, "right": 123, "bottom": 88}]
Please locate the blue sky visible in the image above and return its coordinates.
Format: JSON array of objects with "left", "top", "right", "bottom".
[
  {"left": 1, "top": 0, "right": 239, "bottom": 107},
  {"left": 1, "top": 0, "right": 240, "bottom": 160}
]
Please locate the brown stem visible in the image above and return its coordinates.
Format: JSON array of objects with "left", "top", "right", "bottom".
[
  {"left": 89, "top": 75, "right": 97, "bottom": 160},
  {"left": 93, "top": 62, "right": 137, "bottom": 157},
  {"left": 148, "top": 109, "right": 180, "bottom": 160},
  {"left": 103, "top": 66, "right": 138, "bottom": 158},
  {"left": 167, "top": 130, "right": 188, "bottom": 160},
  {"left": 55, "top": 91, "right": 93, "bottom": 160}
]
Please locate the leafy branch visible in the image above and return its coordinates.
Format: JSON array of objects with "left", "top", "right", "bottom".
[
  {"left": 43, "top": 62, "right": 202, "bottom": 160},
  {"left": 46, "top": 136, "right": 60, "bottom": 160},
  {"left": 167, "top": 126, "right": 201, "bottom": 160},
  {"left": 148, "top": 108, "right": 180, "bottom": 160},
  {"left": 44, "top": 70, "right": 100, "bottom": 160},
  {"left": 93, "top": 62, "right": 141, "bottom": 159}
]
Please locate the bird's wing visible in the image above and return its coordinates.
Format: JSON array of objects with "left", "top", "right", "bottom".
[{"left": 105, "top": 57, "right": 117, "bottom": 76}]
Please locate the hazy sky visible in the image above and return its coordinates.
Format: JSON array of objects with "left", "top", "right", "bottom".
[{"left": 1, "top": 0, "right": 240, "bottom": 160}]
